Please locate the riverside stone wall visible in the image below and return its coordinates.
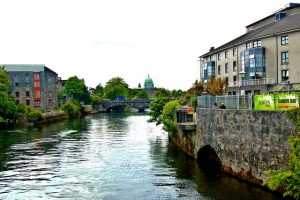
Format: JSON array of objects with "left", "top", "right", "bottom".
[{"left": 171, "top": 108, "right": 298, "bottom": 185}]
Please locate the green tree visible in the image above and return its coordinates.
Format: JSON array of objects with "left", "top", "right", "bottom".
[
  {"left": 161, "top": 100, "right": 181, "bottom": 134},
  {"left": 93, "top": 83, "right": 104, "bottom": 97},
  {"left": 64, "top": 76, "right": 91, "bottom": 104},
  {"left": 0, "top": 66, "right": 17, "bottom": 120},
  {"left": 104, "top": 77, "right": 129, "bottom": 100},
  {"left": 263, "top": 107, "right": 300, "bottom": 199},
  {"left": 154, "top": 88, "right": 171, "bottom": 98},
  {"left": 147, "top": 97, "right": 169, "bottom": 125}
]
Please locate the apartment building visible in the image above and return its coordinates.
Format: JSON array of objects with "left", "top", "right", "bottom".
[
  {"left": 4, "top": 64, "right": 58, "bottom": 112},
  {"left": 199, "top": 3, "right": 300, "bottom": 95}
]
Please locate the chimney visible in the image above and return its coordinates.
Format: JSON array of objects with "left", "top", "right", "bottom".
[{"left": 209, "top": 47, "right": 215, "bottom": 52}]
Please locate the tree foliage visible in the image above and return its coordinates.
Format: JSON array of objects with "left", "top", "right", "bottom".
[
  {"left": 205, "top": 76, "right": 227, "bottom": 96},
  {"left": 161, "top": 100, "right": 181, "bottom": 134},
  {"left": 64, "top": 76, "right": 91, "bottom": 104},
  {"left": 104, "top": 77, "right": 129, "bottom": 100},
  {"left": 187, "top": 80, "right": 204, "bottom": 97},
  {"left": 147, "top": 97, "right": 170, "bottom": 125},
  {"left": 0, "top": 66, "right": 16, "bottom": 120},
  {"left": 154, "top": 88, "right": 171, "bottom": 99},
  {"left": 263, "top": 107, "right": 300, "bottom": 199}
]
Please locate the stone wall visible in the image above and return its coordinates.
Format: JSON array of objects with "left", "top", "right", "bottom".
[{"left": 171, "top": 108, "right": 298, "bottom": 184}]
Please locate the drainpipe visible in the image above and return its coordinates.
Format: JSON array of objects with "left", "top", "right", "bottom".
[{"left": 275, "top": 35, "right": 279, "bottom": 84}]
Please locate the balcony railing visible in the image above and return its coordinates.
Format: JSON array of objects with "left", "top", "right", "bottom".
[{"left": 229, "top": 78, "right": 274, "bottom": 87}]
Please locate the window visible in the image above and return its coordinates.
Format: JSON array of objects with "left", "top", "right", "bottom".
[
  {"left": 15, "top": 83, "right": 19, "bottom": 87},
  {"left": 48, "top": 99, "right": 53, "bottom": 106},
  {"left": 246, "top": 42, "right": 252, "bottom": 49},
  {"left": 15, "top": 91, "right": 19, "bottom": 98},
  {"left": 34, "top": 72, "right": 40, "bottom": 80},
  {"left": 25, "top": 73, "right": 29, "bottom": 77},
  {"left": 281, "top": 52, "right": 289, "bottom": 64},
  {"left": 25, "top": 83, "right": 29, "bottom": 87},
  {"left": 35, "top": 100, "right": 41, "bottom": 107},
  {"left": 282, "top": 70, "right": 289, "bottom": 81},
  {"left": 15, "top": 73, "right": 19, "bottom": 77},
  {"left": 218, "top": 65, "right": 221, "bottom": 75},
  {"left": 233, "top": 48, "right": 237, "bottom": 56},
  {"left": 26, "top": 100, "right": 30, "bottom": 106},
  {"left": 217, "top": 53, "right": 221, "bottom": 61},
  {"left": 48, "top": 75, "right": 53, "bottom": 83},
  {"left": 34, "top": 91, "right": 41, "bottom": 98},
  {"left": 48, "top": 92, "right": 53, "bottom": 98},
  {"left": 281, "top": 36, "right": 288, "bottom": 45},
  {"left": 34, "top": 82, "right": 40, "bottom": 87},
  {"left": 233, "top": 61, "right": 237, "bottom": 72},
  {"left": 26, "top": 91, "right": 30, "bottom": 97},
  {"left": 253, "top": 40, "right": 261, "bottom": 48},
  {"left": 16, "top": 100, "right": 19, "bottom": 105},
  {"left": 225, "top": 63, "right": 229, "bottom": 73},
  {"left": 225, "top": 51, "right": 228, "bottom": 58},
  {"left": 233, "top": 91, "right": 236, "bottom": 95}
]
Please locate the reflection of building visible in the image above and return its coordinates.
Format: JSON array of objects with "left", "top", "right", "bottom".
[
  {"left": 144, "top": 74, "right": 155, "bottom": 96},
  {"left": 199, "top": 3, "right": 300, "bottom": 95},
  {"left": 4, "top": 64, "right": 58, "bottom": 112}
]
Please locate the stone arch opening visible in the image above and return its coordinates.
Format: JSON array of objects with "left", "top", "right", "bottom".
[{"left": 197, "top": 145, "right": 221, "bottom": 172}]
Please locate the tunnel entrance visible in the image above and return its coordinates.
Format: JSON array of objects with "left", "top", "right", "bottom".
[{"left": 197, "top": 145, "right": 221, "bottom": 173}]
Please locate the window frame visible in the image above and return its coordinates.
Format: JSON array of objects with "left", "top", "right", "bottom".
[
  {"left": 281, "top": 36, "right": 288, "bottom": 45},
  {"left": 281, "top": 51, "right": 289, "bottom": 64}
]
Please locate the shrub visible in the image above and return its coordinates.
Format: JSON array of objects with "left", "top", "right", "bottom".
[
  {"left": 161, "top": 100, "right": 181, "bottom": 134},
  {"left": 62, "top": 100, "right": 80, "bottom": 117},
  {"left": 26, "top": 107, "right": 43, "bottom": 122}
]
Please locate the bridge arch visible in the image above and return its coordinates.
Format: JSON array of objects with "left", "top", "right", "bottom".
[{"left": 197, "top": 145, "right": 221, "bottom": 172}]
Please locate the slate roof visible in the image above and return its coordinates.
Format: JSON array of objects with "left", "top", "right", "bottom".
[{"left": 200, "top": 12, "right": 300, "bottom": 58}]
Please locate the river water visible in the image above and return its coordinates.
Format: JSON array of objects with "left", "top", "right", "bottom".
[{"left": 0, "top": 113, "right": 287, "bottom": 200}]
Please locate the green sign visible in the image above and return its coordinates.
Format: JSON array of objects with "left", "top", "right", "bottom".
[
  {"left": 254, "top": 93, "right": 299, "bottom": 110},
  {"left": 275, "top": 94, "right": 299, "bottom": 110},
  {"left": 254, "top": 94, "right": 275, "bottom": 110}
]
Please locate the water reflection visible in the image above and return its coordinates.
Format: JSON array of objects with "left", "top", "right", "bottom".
[{"left": 0, "top": 113, "right": 288, "bottom": 199}]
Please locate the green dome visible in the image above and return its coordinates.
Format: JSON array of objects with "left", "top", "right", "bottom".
[{"left": 144, "top": 75, "right": 154, "bottom": 89}]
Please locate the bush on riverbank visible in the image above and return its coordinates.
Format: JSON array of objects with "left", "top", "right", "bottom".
[
  {"left": 161, "top": 100, "right": 181, "bottom": 134},
  {"left": 26, "top": 107, "right": 43, "bottom": 122},
  {"left": 61, "top": 100, "right": 81, "bottom": 118},
  {"left": 36, "top": 110, "right": 69, "bottom": 124}
]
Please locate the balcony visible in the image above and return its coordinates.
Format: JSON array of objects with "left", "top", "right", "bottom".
[{"left": 229, "top": 78, "right": 275, "bottom": 87}]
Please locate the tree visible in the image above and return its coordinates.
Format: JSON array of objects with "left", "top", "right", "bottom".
[
  {"left": 0, "top": 66, "right": 16, "bottom": 120},
  {"left": 205, "top": 76, "right": 227, "bottom": 95},
  {"left": 93, "top": 83, "right": 104, "bottom": 97},
  {"left": 147, "top": 97, "right": 170, "bottom": 125},
  {"left": 64, "top": 76, "right": 91, "bottom": 104},
  {"left": 263, "top": 108, "right": 300, "bottom": 199},
  {"left": 104, "top": 77, "right": 129, "bottom": 100},
  {"left": 154, "top": 88, "right": 171, "bottom": 99},
  {"left": 160, "top": 100, "right": 181, "bottom": 134}
]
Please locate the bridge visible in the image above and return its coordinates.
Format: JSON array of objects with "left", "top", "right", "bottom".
[
  {"left": 103, "top": 99, "right": 153, "bottom": 112},
  {"left": 171, "top": 108, "right": 297, "bottom": 185}
]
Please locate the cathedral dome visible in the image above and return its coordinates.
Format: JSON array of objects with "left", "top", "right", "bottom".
[{"left": 144, "top": 75, "right": 154, "bottom": 89}]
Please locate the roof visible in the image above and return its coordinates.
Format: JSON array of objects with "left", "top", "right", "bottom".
[
  {"left": 2, "top": 64, "right": 57, "bottom": 75},
  {"left": 200, "top": 11, "right": 300, "bottom": 58}
]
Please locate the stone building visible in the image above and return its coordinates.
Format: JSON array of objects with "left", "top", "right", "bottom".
[
  {"left": 199, "top": 3, "right": 300, "bottom": 95},
  {"left": 4, "top": 64, "right": 58, "bottom": 112}
]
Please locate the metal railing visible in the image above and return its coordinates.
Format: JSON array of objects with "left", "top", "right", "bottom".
[
  {"left": 197, "top": 94, "right": 253, "bottom": 110},
  {"left": 228, "top": 78, "right": 274, "bottom": 87}
]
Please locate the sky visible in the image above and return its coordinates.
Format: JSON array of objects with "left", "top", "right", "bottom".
[{"left": 0, "top": 0, "right": 294, "bottom": 90}]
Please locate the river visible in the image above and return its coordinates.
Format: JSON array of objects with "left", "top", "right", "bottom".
[{"left": 0, "top": 113, "right": 287, "bottom": 199}]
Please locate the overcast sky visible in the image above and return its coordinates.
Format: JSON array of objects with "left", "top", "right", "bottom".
[{"left": 0, "top": 0, "right": 292, "bottom": 90}]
